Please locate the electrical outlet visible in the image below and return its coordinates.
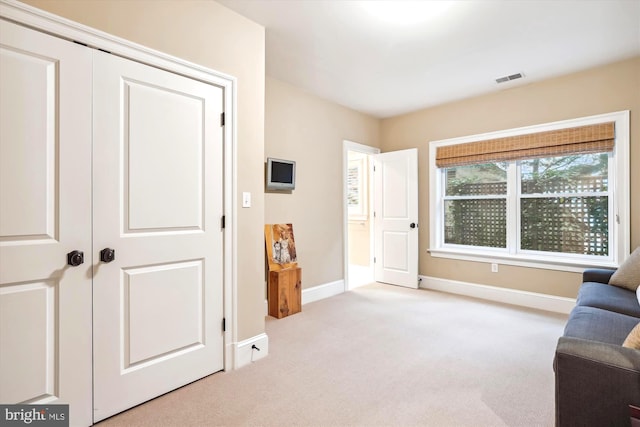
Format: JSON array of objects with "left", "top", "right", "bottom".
[{"left": 491, "top": 263, "right": 498, "bottom": 273}]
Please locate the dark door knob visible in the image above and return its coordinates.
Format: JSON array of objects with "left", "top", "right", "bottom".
[
  {"left": 67, "top": 250, "right": 84, "bottom": 267},
  {"left": 100, "top": 248, "right": 115, "bottom": 263},
  {"left": 410, "top": 223, "right": 417, "bottom": 229}
]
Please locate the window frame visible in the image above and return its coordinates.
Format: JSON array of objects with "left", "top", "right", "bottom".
[{"left": 428, "top": 111, "right": 630, "bottom": 272}]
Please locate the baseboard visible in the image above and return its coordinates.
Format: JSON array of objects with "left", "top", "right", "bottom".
[
  {"left": 302, "top": 280, "right": 345, "bottom": 305},
  {"left": 234, "top": 333, "right": 268, "bottom": 369},
  {"left": 419, "top": 275, "right": 575, "bottom": 314}
]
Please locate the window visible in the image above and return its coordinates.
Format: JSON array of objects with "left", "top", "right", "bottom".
[
  {"left": 519, "top": 153, "right": 609, "bottom": 256},
  {"left": 444, "top": 162, "right": 507, "bottom": 248},
  {"left": 444, "top": 154, "right": 608, "bottom": 254},
  {"left": 429, "top": 111, "right": 630, "bottom": 270},
  {"left": 347, "top": 153, "right": 368, "bottom": 219}
]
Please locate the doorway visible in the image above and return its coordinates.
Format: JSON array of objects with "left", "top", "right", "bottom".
[{"left": 343, "top": 141, "right": 379, "bottom": 290}]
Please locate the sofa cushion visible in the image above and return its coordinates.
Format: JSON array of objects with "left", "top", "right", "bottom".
[
  {"left": 583, "top": 268, "right": 616, "bottom": 284},
  {"left": 609, "top": 247, "right": 640, "bottom": 291},
  {"left": 576, "top": 281, "right": 640, "bottom": 318},
  {"left": 564, "top": 306, "right": 639, "bottom": 346},
  {"left": 623, "top": 323, "right": 640, "bottom": 349}
]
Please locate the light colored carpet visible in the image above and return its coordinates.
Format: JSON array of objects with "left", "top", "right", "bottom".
[{"left": 96, "top": 283, "right": 568, "bottom": 426}]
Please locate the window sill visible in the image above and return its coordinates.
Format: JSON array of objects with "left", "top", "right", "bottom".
[{"left": 428, "top": 248, "right": 618, "bottom": 273}]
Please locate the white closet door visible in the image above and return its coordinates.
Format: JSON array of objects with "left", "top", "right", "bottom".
[
  {"left": 92, "top": 50, "right": 225, "bottom": 421},
  {"left": 0, "top": 20, "right": 93, "bottom": 426}
]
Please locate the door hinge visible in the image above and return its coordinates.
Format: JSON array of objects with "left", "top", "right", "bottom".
[
  {"left": 616, "top": 214, "right": 620, "bottom": 224},
  {"left": 221, "top": 215, "right": 226, "bottom": 229},
  {"left": 374, "top": 257, "right": 376, "bottom": 263},
  {"left": 222, "top": 317, "right": 226, "bottom": 332},
  {"left": 220, "top": 112, "right": 225, "bottom": 126}
]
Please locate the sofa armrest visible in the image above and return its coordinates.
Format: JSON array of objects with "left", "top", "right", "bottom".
[
  {"left": 555, "top": 337, "right": 640, "bottom": 426},
  {"left": 582, "top": 268, "right": 616, "bottom": 284}
]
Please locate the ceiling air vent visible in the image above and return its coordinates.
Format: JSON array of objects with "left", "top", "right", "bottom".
[{"left": 495, "top": 72, "right": 524, "bottom": 84}]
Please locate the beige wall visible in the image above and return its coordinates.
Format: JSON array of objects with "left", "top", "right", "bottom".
[
  {"left": 265, "top": 77, "right": 380, "bottom": 289},
  {"left": 380, "top": 57, "right": 640, "bottom": 299},
  {"left": 22, "top": 0, "right": 267, "bottom": 340}
]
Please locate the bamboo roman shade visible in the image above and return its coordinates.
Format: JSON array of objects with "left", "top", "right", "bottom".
[{"left": 435, "top": 122, "right": 615, "bottom": 168}]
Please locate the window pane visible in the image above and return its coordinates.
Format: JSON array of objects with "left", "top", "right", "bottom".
[
  {"left": 520, "top": 196, "right": 608, "bottom": 256},
  {"left": 445, "top": 162, "right": 507, "bottom": 196},
  {"left": 347, "top": 165, "right": 359, "bottom": 206},
  {"left": 520, "top": 153, "right": 608, "bottom": 194},
  {"left": 445, "top": 199, "right": 506, "bottom": 248}
]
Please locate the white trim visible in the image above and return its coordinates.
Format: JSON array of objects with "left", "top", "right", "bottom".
[
  {"left": 226, "top": 44, "right": 239, "bottom": 372},
  {"left": 428, "top": 249, "right": 617, "bottom": 272},
  {"left": 342, "top": 140, "right": 379, "bottom": 291},
  {"left": 428, "top": 110, "right": 630, "bottom": 270},
  {"left": 234, "top": 333, "right": 269, "bottom": 369},
  {"left": 612, "top": 111, "right": 631, "bottom": 261},
  {"left": 419, "top": 275, "right": 576, "bottom": 314},
  {"left": 302, "top": 280, "right": 345, "bottom": 305},
  {"left": 0, "top": 0, "right": 238, "bottom": 370}
]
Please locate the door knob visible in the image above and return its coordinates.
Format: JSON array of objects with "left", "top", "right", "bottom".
[
  {"left": 100, "top": 248, "right": 115, "bottom": 263},
  {"left": 67, "top": 250, "right": 84, "bottom": 267},
  {"left": 410, "top": 223, "right": 417, "bottom": 229}
]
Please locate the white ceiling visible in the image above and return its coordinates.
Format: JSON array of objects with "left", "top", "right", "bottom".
[{"left": 217, "top": 0, "right": 640, "bottom": 118}]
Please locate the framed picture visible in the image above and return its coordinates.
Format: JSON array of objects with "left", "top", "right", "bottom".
[{"left": 265, "top": 223, "right": 298, "bottom": 271}]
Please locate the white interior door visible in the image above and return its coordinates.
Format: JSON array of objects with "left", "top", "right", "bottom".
[
  {"left": 373, "top": 149, "right": 419, "bottom": 288},
  {"left": 92, "top": 50, "right": 225, "bottom": 421},
  {"left": 0, "top": 20, "right": 93, "bottom": 425}
]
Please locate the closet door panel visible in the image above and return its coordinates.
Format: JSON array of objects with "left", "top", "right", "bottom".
[
  {"left": 0, "top": 19, "right": 92, "bottom": 427},
  {"left": 92, "top": 50, "right": 225, "bottom": 422},
  {"left": 0, "top": 44, "right": 55, "bottom": 239},
  {"left": 126, "top": 81, "right": 204, "bottom": 231}
]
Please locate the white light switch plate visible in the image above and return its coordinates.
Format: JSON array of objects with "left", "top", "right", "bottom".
[{"left": 242, "top": 192, "right": 251, "bottom": 208}]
